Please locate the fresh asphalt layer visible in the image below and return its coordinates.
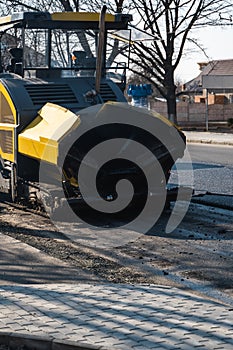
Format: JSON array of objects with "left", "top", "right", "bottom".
[{"left": 185, "top": 131, "right": 233, "bottom": 209}]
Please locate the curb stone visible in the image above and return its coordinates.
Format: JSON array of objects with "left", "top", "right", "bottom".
[
  {"left": 183, "top": 131, "right": 233, "bottom": 146},
  {"left": 0, "top": 333, "right": 107, "bottom": 350},
  {"left": 186, "top": 138, "right": 233, "bottom": 146}
]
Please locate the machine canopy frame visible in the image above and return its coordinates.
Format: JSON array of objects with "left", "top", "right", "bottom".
[
  {"left": 0, "top": 12, "right": 132, "bottom": 31},
  {"left": 0, "top": 11, "right": 132, "bottom": 79}
]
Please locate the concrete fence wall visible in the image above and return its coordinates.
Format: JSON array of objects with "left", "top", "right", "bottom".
[{"left": 150, "top": 101, "right": 233, "bottom": 124}]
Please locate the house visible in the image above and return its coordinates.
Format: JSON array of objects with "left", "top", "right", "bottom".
[{"left": 180, "top": 59, "right": 233, "bottom": 104}]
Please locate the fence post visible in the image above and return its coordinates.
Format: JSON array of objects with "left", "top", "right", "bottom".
[{"left": 205, "top": 90, "right": 209, "bottom": 131}]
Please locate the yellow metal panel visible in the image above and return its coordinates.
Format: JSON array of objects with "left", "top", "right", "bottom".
[
  {"left": 0, "top": 151, "right": 14, "bottom": 163},
  {"left": 0, "top": 83, "right": 17, "bottom": 124},
  {"left": 18, "top": 137, "right": 58, "bottom": 164},
  {"left": 18, "top": 102, "right": 80, "bottom": 164},
  {"left": 51, "top": 12, "right": 115, "bottom": 22},
  {"left": 0, "top": 83, "right": 17, "bottom": 162},
  {"left": 0, "top": 15, "right": 11, "bottom": 25}
]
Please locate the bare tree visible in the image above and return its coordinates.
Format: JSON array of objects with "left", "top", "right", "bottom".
[
  {"left": 0, "top": 0, "right": 56, "bottom": 12},
  {"left": 131, "top": 0, "right": 233, "bottom": 123}
]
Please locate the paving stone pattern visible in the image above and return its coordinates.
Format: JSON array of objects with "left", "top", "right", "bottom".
[{"left": 0, "top": 283, "right": 233, "bottom": 349}]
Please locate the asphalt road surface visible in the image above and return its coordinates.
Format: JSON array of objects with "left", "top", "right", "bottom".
[
  {"left": 188, "top": 143, "right": 233, "bottom": 167},
  {"left": 169, "top": 143, "right": 233, "bottom": 195}
]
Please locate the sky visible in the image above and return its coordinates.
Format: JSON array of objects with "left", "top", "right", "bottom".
[{"left": 175, "top": 24, "right": 233, "bottom": 83}]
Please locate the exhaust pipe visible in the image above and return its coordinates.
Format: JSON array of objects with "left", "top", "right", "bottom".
[{"left": 95, "top": 5, "right": 107, "bottom": 94}]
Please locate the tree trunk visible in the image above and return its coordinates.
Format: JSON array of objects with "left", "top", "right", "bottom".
[
  {"left": 164, "top": 65, "right": 177, "bottom": 124},
  {"left": 166, "top": 84, "right": 177, "bottom": 124}
]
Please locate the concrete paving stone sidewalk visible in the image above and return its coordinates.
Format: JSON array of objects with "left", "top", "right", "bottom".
[
  {"left": 0, "top": 283, "right": 233, "bottom": 349},
  {"left": 183, "top": 131, "right": 233, "bottom": 145}
]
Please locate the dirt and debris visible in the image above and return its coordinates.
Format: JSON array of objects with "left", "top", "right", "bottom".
[{"left": 0, "top": 200, "right": 233, "bottom": 303}]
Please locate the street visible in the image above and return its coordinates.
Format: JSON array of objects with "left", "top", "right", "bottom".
[
  {"left": 188, "top": 143, "right": 233, "bottom": 167},
  {"left": 170, "top": 143, "right": 233, "bottom": 195}
]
